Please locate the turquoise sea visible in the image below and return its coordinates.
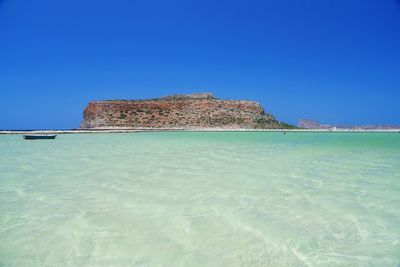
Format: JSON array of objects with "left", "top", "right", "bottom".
[{"left": 0, "top": 132, "right": 399, "bottom": 266}]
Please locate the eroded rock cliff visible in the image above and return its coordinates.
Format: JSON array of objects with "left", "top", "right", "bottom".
[{"left": 80, "top": 93, "right": 291, "bottom": 129}]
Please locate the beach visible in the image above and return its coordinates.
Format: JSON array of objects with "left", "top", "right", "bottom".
[{"left": 1, "top": 128, "right": 400, "bottom": 135}]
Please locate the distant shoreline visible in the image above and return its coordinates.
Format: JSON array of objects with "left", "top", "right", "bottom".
[{"left": 1, "top": 128, "right": 400, "bottom": 134}]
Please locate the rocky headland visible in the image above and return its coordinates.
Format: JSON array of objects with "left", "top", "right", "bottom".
[
  {"left": 298, "top": 119, "right": 400, "bottom": 130},
  {"left": 80, "top": 93, "right": 293, "bottom": 129}
]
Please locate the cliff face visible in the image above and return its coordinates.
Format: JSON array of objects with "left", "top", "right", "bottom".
[{"left": 81, "top": 93, "right": 290, "bottom": 129}]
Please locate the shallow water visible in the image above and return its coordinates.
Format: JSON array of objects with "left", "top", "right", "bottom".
[{"left": 0, "top": 132, "right": 399, "bottom": 266}]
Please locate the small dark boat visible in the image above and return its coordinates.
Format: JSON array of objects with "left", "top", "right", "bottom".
[{"left": 23, "top": 134, "right": 57, "bottom": 140}]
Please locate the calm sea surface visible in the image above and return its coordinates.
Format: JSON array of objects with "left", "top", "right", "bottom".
[{"left": 0, "top": 132, "right": 399, "bottom": 266}]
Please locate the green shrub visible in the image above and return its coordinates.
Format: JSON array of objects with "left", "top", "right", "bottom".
[{"left": 119, "top": 112, "right": 127, "bottom": 119}]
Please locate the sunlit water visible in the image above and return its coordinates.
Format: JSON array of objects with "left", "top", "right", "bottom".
[{"left": 0, "top": 132, "right": 399, "bottom": 266}]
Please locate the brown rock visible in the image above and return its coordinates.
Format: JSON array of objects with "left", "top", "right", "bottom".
[{"left": 80, "top": 93, "right": 291, "bottom": 129}]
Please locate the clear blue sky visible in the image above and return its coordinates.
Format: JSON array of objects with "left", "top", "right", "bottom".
[{"left": 1, "top": 0, "right": 399, "bottom": 129}]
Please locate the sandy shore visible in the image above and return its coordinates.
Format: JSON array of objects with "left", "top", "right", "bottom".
[{"left": 1, "top": 128, "right": 400, "bottom": 134}]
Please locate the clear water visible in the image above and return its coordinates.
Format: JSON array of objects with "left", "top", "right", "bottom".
[{"left": 0, "top": 132, "right": 399, "bottom": 266}]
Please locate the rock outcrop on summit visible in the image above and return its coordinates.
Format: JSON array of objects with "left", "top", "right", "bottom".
[{"left": 81, "top": 93, "right": 292, "bottom": 129}]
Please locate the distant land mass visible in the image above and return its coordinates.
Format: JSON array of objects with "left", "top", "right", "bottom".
[
  {"left": 81, "top": 93, "right": 294, "bottom": 129},
  {"left": 298, "top": 119, "right": 400, "bottom": 130}
]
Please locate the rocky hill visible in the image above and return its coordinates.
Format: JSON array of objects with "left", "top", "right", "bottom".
[
  {"left": 81, "top": 93, "right": 292, "bottom": 129},
  {"left": 298, "top": 119, "right": 332, "bottom": 129}
]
